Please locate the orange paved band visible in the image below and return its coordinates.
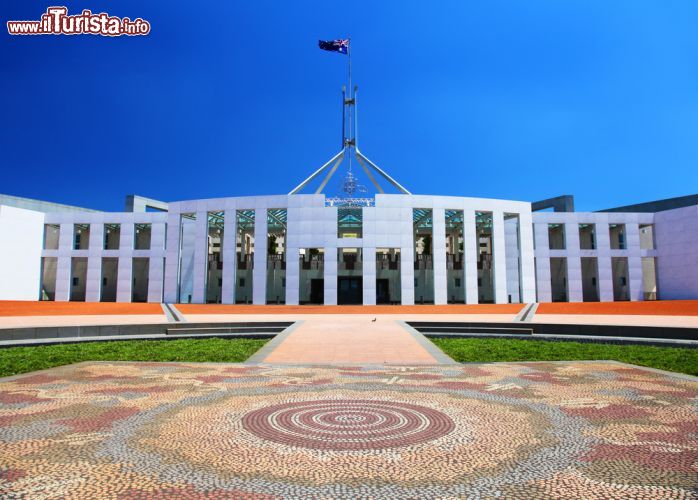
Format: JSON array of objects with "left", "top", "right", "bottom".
[
  {"left": 1, "top": 300, "right": 697, "bottom": 317},
  {"left": 536, "top": 300, "right": 698, "bottom": 316},
  {"left": 0, "top": 301, "right": 163, "bottom": 317}
]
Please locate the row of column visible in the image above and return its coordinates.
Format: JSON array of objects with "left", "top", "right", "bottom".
[
  {"left": 162, "top": 208, "right": 536, "bottom": 305},
  {"left": 535, "top": 221, "right": 645, "bottom": 302},
  {"left": 51, "top": 222, "right": 167, "bottom": 302}
]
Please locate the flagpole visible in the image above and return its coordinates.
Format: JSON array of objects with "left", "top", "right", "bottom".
[
  {"left": 348, "top": 37, "right": 352, "bottom": 172},
  {"left": 348, "top": 37, "right": 352, "bottom": 102}
]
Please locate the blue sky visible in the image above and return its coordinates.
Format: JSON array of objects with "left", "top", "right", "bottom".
[{"left": 1, "top": 1, "right": 697, "bottom": 211}]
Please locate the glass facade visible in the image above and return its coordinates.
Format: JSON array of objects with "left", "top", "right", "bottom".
[
  {"left": 236, "top": 210, "right": 255, "bottom": 303},
  {"left": 299, "top": 248, "right": 324, "bottom": 304},
  {"left": 413, "top": 209, "right": 434, "bottom": 304},
  {"left": 476, "top": 211, "right": 494, "bottom": 303},
  {"left": 376, "top": 248, "right": 400, "bottom": 304},
  {"left": 206, "top": 212, "right": 224, "bottom": 303},
  {"left": 445, "top": 210, "right": 464, "bottom": 304},
  {"left": 134, "top": 223, "right": 152, "bottom": 250},
  {"left": 338, "top": 208, "right": 363, "bottom": 238},
  {"left": 39, "top": 257, "right": 57, "bottom": 300},
  {"left": 266, "top": 209, "right": 287, "bottom": 304}
]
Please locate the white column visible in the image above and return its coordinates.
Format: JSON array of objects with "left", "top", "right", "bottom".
[
  {"left": 504, "top": 217, "right": 521, "bottom": 303},
  {"left": 518, "top": 211, "right": 536, "bottom": 303},
  {"left": 85, "top": 222, "right": 103, "bottom": 302},
  {"left": 116, "top": 223, "right": 134, "bottom": 302},
  {"left": 163, "top": 212, "right": 181, "bottom": 303},
  {"left": 432, "top": 208, "right": 447, "bottom": 304},
  {"left": 463, "top": 209, "right": 478, "bottom": 304},
  {"left": 221, "top": 210, "right": 237, "bottom": 304},
  {"left": 54, "top": 223, "right": 73, "bottom": 301},
  {"left": 596, "top": 222, "right": 614, "bottom": 301},
  {"left": 401, "top": 244, "right": 415, "bottom": 305},
  {"left": 146, "top": 222, "right": 167, "bottom": 302},
  {"left": 191, "top": 212, "right": 208, "bottom": 304},
  {"left": 564, "top": 222, "right": 583, "bottom": 302},
  {"left": 285, "top": 247, "right": 300, "bottom": 305},
  {"left": 147, "top": 256, "right": 164, "bottom": 302},
  {"left": 324, "top": 247, "right": 337, "bottom": 305},
  {"left": 492, "top": 211, "right": 508, "bottom": 303},
  {"left": 363, "top": 247, "right": 376, "bottom": 305},
  {"left": 626, "top": 223, "right": 643, "bottom": 301},
  {"left": 535, "top": 257, "right": 551, "bottom": 303},
  {"left": 533, "top": 223, "right": 552, "bottom": 302},
  {"left": 251, "top": 208, "right": 267, "bottom": 305}
]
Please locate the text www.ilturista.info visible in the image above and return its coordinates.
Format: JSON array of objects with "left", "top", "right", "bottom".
[{"left": 7, "top": 7, "right": 150, "bottom": 36}]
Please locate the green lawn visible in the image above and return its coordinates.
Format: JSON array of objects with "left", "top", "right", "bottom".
[
  {"left": 0, "top": 338, "right": 269, "bottom": 378},
  {"left": 431, "top": 337, "right": 698, "bottom": 376}
]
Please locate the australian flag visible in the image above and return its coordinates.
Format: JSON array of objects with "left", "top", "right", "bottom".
[{"left": 318, "top": 39, "right": 349, "bottom": 55}]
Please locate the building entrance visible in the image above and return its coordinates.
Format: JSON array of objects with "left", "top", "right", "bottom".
[
  {"left": 376, "top": 279, "right": 390, "bottom": 304},
  {"left": 310, "top": 279, "right": 324, "bottom": 304},
  {"left": 338, "top": 277, "right": 363, "bottom": 305}
]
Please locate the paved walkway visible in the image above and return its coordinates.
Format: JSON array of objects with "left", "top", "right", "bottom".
[
  {"left": 2, "top": 301, "right": 698, "bottom": 330},
  {"left": 254, "top": 316, "right": 448, "bottom": 364}
]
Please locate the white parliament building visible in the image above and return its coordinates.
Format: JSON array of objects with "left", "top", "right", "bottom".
[{"left": 1, "top": 87, "right": 697, "bottom": 306}]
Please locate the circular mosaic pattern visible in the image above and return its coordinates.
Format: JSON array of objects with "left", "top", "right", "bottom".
[{"left": 241, "top": 399, "right": 455, "bottom": 450}]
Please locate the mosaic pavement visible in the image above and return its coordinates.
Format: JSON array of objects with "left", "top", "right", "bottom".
[{"left": 0, "top": 361, "right": 696, "bottom": 498}]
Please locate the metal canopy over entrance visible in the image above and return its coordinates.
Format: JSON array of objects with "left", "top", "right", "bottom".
[{"left": 289, "top": 81, "right": 411, "bottom": 204}]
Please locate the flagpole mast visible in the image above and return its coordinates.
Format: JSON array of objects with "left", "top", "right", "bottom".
[
  {"left": 348, "top": 37, "right": 352, "bottom": 101},
  {"left": 347, "top": 36, "right": 352, "bottom": 172}
]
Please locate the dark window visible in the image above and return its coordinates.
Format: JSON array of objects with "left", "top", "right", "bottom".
[
  {"left": 282, "top": 278, "right": 286, "bottom": 287},
  {"left": 102, "top": 277, "right": 108, "bottom": 286},
  {"left": 72, "top": 277, "right": 79, "bottom": 286},
  {"left": 414, "top": 278, "right": 418, "bottom": 286},
  {"left": 591, "top": 277, "right": 596, "bottom": 286},
  {"left": 218, "top": 278, "right": 222, "bottom": 286},
  {"left": 239, "top": 278, "right": 245, "bottom": 287},
  {"left": 477, "top": 278, "right": 482, "bottom": 286},
  {"left": 620, "top": 277, "right": 627, "bottom": 286},
  {"left": 455, "top": 278, "right": 461, "bottom": 287}
]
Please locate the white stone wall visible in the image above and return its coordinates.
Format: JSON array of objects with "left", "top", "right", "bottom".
[
  {"left": 41, "top": 211, "right": 168, "bottom": 302},
  {"left": 0, "top": 205, "right": 45, "bottom": 300},
  {"left": 654, "top": 205, "right": 698, "bottom": 299},
  {"left": 532, "top": 212, "right": 655, "bottom": 302},
  {"left": 161, "top": 194, "right": 535, "bottom": 305},
  {"left": 7, "top": 195, "right": 693, "bottom": 305}
]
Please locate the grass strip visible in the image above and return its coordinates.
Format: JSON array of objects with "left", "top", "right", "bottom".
[
  {"left": 0, "top": 337, "right": 268, "bottom": 377},
  {"left": 431, "top": 337, "right": 697, "bottom": 376}
]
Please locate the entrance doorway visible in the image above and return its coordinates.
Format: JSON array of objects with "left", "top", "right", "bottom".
[
  {"left": 376, "top": 279, "right": 390, "bottom": 304},
  {"left": 338, "top": 277, "right": 363, "bottom": 305},
  {"left": 310, "top": 279, "right": 324, "bottom": 304}
]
